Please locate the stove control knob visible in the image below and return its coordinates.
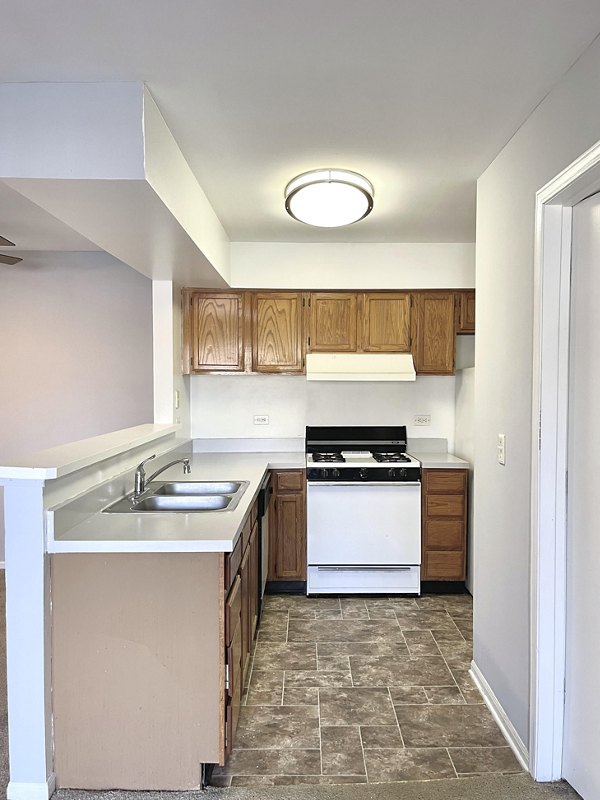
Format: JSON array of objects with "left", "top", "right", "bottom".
[
  {"left": 359, "top": 468, "right": 368, "bottom": 479},
  {"left": 388, "top": 468, "right": 398, "bottom": 479},
  {"left": 400, "top": 468, "right": 407, "bottom": 478},
  {"left": 321, "top": 468, "right": 328, "bottom": 479},
  {"left": 332, "top": 468, "right": 341, "bottom": 479}
]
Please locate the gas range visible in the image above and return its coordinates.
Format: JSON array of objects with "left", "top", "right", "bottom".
[{"left": 306, "top": 426, "right": 421, "bottom": 482}]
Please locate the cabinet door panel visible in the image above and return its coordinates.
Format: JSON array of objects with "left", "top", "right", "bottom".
[
  {"left": 225, "top": 619, "right": 243, "bottom": 749},
  {"left": 249, "top": 525, "right": 259, "bottom": 641},
  {"left": 424, "top": 470, "right": 466, "bottom": 494},
  {"left": 362, "top": 293, "right": 411, "bottom": 352},
  {"left": 424, "top": 519, "right": 464, "bottom": 550},
  {"left": 275, "top": 494, "right": 306, "bottom": 580},
  {"left": 253, "top": 293, "right": 303, "bottom": 373},
  {"left": 275, "top": 471, "right": 305, "bottom": 493},
  {"left": 457, "top": 290, "right": 476, "bottom": 334},
  {"left": 240, "top": 547, "right": 251, "bottom": 678},
  {"left": 423, "top": 551, "right": 465, "bottom": 580},
  {"left": 192, "top": 293, "right": 245, "bottom": 372},
  {"left": 426, "top": 494, "right": 465, "bottom": 517},
  {"left": 225, "top": 575, "right": 242, "bottom": 648},
  {"left": 413, "top": 293, "right": 455, "bottom": 375},
  {"left": 309, "top": 293, "right": 358, "bottom": 352}
]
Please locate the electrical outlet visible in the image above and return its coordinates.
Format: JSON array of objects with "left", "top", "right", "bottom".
[
  {"left": 413, "top": 414, "right": 431, "bottom": 426},
  {"left": 253, "top": 414, "right": 269, "bottom": 425},
  {"left": 497, "top": 433, "right": 506, "bottom": 465}
]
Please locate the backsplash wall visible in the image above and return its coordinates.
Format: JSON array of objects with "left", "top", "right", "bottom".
[{"left": 190, "top": 375, "right": 456, "bottom": 450}]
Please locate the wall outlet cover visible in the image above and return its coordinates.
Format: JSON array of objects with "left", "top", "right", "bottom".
[
  {"left": 254, "top": 415, "right": 269, "bottom": 425},
  {"left": 497, "top": 433, "right": 506, "bottom": 465},
  {"left": 413, "top": 414, "right": 431, "bottom": 426}
]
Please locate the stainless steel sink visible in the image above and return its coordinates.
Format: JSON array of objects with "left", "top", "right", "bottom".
[
  {"left": 151, "top": 481, "right": 243, "bottom": 496},
  {"left": 102, "top": 479, "right": 249, "bottom": 514},
  {"left": 134, "top": 494, "right": 231, "bottom": 512}
]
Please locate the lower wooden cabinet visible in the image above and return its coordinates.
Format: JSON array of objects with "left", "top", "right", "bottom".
[
  {"left": 269, "top": 470, "right": 307, "bottom": 582},
  {"left": 224, "top": 575, "right": 242, "bottom": 756},
  {"left": 421, "top": 469, "right": 468, "bottom": 581}
]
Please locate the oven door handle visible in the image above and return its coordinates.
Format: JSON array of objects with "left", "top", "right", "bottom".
[
  {"left": 316, "top": 565, "right": 413, "bottom": 572},
  {"left": 307, "top": 481, "right": 421, "bottom": 487}
]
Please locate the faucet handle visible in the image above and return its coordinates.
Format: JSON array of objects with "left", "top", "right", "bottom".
[{"left": 183, "top": 458, "right": 191, "bottom": 474}]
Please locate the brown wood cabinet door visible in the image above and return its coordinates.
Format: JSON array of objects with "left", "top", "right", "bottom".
[
  {"left": 252, "top": 292, "right": 304, "bottom": 373},
  {"left": 225, "top": 618, "right": 243, "bottom": 753},
  {"left": 239, "top": 546, "right": 250, "bottom": 679},
  {"left": 308, "top": 293, "right": 358, "bottom": 352},
  {"left": 249, "top": 525, "right": 259, "bottom": 641},
  {"left": 456, "top": 290, "right": 476, "bottom": 334},
  {"left": 421, "top": 468, "right": 468, "bottom": 581},
  {"left": 191, "top": 292, "right": 246, "bottom": 372},
  {"left": 412, "top": 292, "right": 455, "bottom": 375},
  {"left": 270, "top": 493, "right": 306, "bottom": 581},
  {"left": 362, "top": 293, "right": 411, "bottom": 352}
]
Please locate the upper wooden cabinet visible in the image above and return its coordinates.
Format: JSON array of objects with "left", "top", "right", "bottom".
[
  {"left": 362, "top": 293, "right": 411, "bottom": 352},
  {"left": 412, "top": 292, "right": 455, "bottom": 375},
  {"left": 252, "top": 292, "right": 304, "bottom": 373},
  {"left": 456, "top": 290, "right": 475, "bottom": 334},
  {"left": 187, "top": 291, "right": 246, "bottom": 373},
  {"left": 308, "top": 293, "right": 358, "bottom": 352}
]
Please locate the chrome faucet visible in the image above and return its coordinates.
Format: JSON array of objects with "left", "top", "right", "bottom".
[{"left": 133, "top": 454, "right": 191, "bottom": 499}]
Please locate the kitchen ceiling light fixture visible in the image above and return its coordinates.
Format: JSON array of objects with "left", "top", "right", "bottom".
[{"left": 284, "top": 169, "right": 374, "bottom": 227}]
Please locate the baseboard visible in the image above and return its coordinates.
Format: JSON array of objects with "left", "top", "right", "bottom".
[
  {"left": 0, "top": 562, "right": 5, "bottom": 569},
  {"left": 7, "top": 773, "right": 56, "bottom": 800},
  {"left": 470, "top": 661, "right": 529, "bottom": 771}
]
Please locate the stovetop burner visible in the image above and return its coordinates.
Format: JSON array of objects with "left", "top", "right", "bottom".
[
  {"left": 312, "top": 452, "right": 346, "bottom": 463},
  {"left": 372, "top": 452, "right": 411, "bottom": 463}
]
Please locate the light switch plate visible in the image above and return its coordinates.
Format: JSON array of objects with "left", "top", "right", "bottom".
[
  {"left": 254, "top": 415, "right": 269, "bottom": 425},
  {"left": 413, "top": 414, "right": 431, "bottom": 426},
  {"left": 497, "top": 433, "right": 506, "bottom": 465}
]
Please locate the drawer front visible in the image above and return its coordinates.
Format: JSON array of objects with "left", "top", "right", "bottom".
[
  {"left": 275, "top": 470, "right": 304, "bottom": 493},
  {"left": 225, "top": 535, "right": 242, "bottom": 591},
  {"left": 424, "top": 519, "right": 465, "bottom": 550},
  {"left": 424, "top": 470, "right": 466, "bottom": 494},
  {"left": 225, "top": 574, "right": 242, "bottom": 647},
  {"left": 426, "top": 494, "right": 465, "bottom": 518},
  {"left": 423, "top": 550, "right": 465, "bottom": 580}
]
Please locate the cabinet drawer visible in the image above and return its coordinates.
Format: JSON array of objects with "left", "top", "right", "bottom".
[
  {"left": 225, "top": 574, "right": 242, "bottom": 647},
  {"left": 425, "top": 494, "right": 465, "bottom": 517},
  {"left": 275, "top": 470, "right": 304, "bottom": 493},
  {"left": 423, "top": 550, "right": 465, "bottom": 580},
  {"left": 225, "top": 535, "right": 242, "bottom": 591},
  {"left": 424, "top": 470, "right": 466, "bottom": 493},
  {"left": 424, "top": 519, "right": 465, "bottom": 550}
]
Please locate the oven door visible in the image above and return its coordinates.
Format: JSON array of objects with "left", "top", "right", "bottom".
[{"left": 307, "top": 481, "right": 421, "bottom": 566}]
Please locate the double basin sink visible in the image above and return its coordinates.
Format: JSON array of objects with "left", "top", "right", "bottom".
[{"left": 104, "top": 480, "right": 249, "bottom": 514}]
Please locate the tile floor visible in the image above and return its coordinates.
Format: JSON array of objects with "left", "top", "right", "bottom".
[{"left": 211, "top": 592, "right": 523, "bottom": 787}]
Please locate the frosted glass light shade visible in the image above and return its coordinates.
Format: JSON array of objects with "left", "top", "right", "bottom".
[{"left": 285, "top": 169, "right": 374, "bottom": 227}]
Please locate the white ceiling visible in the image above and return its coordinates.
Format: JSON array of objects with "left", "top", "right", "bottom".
[{"left": 2, "top": 0, "right": 600, "bottom": 245}]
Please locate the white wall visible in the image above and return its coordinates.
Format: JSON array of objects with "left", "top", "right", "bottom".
[
  {"left": 0, "top": 252, "right": 154, "bottom": 559},
  {"left": 230, "top": 242, "right": 475, "bottom": 289},
  {"left": 474, "top": 36, "right": 600, "bottom": 747},
  {"left": 454, "top": 367, "right": 475, "bottom": 592},
  {"left": 190, "top": 375, "right": 457, "bottom": 450}
]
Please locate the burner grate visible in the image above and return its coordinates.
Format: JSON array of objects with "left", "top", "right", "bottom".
[
  {"left": 312, "top": 452, "right": 346, "bottom": 463},
  {"left": 372, "top": 452, "right": 411, "bottom": 463}
]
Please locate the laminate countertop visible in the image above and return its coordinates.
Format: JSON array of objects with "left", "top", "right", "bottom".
[
  {"left": 409, "top": 452, "right": 470, "bottom": 469},
  {"left": 48, "top": 451, "right": 305, "bottom": 555}
]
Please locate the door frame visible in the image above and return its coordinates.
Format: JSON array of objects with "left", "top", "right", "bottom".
[{"left": 530, "top": 138, "right": 600, "bottom": 780}]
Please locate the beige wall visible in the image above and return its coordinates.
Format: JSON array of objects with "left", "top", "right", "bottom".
[
  {"left": 0, "top": 251, "right": 154, "bottom": 559},
  {"left": 474, "top": 36, "right": 600, "bottom": 745}
]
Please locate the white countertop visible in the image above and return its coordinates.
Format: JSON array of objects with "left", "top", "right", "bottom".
[
  {"left": 411, "top": 452, "right": 470, "bottom": 469},
  {"left": 48, "top": 451, "right": 305, "bottom": 555}
]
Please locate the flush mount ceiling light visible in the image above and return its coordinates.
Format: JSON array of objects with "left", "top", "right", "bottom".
[{"left": 284, "top": 169, "right": 374, "bottom": 227}]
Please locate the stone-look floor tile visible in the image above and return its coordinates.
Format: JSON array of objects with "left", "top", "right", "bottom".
[
  {"left": 386, "top": 596, "right": 419, "bottom": 609},
  {"left": 318, "top": 641, "right": 409, "bottom": 658},
  {"left": 390, "top": 686, "right": 428, "bottom": 704},
  {"left": 282, "top": 686, "right": 319, "bottom": 705},
  {"left": 451, "top": 669, "right": 483, "bottom": 704},
  {"left": 365, "top": 600, "right": 399, "bottom": 619},
  {"left": 257, "top": 627, "right": 288, "bottom": 642},
  {"left": 364, "top": 747, "right": 456, "bottom": 782},
  {"left": 417, "top": 594, "right": 473, "bottom": 612},
  {"left": 253, "top": 642, "right": 317, "bottom": 671},
  {"left": 289, "top": 618, "right": 403, "bottom": 643},
  {"left": 234, "top": 705, "right": 320, "bottom": 749},
  {"left": 395, "top": 704, "right": 508, "bottom": 747},
  {"left": 245, "top": 688, "right": 283, "bottom": 706},
  {"left": 436, "top": 641, "right": 472, "bottom": 661},
  {"left": 289, "top": 599, "right": 341, "bottom": 619},
  {"left": 320, "top": 687, "right": 397, "bottom": 726},
  {"left": 425, "top": 686, "right": 465, "bottom": 704},
  {"left": 284, "top": 670, "right": 353, "bottom": 688},
  {"left": 350, "top": 655, "right": 454, "bottom": 687},
  {"left": 431, "top": 627, "right": 466, "bottom": 644},
  {"left": 340, "top": 598, "right": 369, "bottom": 619},
  {"left": 318, "top": 655, "right": 351, "bottom": 671},
  {"left": 315, "top": 609, "right": 343, "bottom": 620},
  {"left": 321, "top": 725, "right": 366, "bottom": 775},
  {"left": 403, "top": 630, "right": 441, "bottom": 656},
  {"left": 257, "top": 612, "right": 289, "bottom": 641},
  {"left": 452, "top": 616, "right": 474, "bottom": 642},
  {"left": 248, "top": 669, "right": 284, "bottom": 692},
  {"left": 449, "top": 746, "right": 523, "bottom": 775},
  {"left": 360, "top": 724, "right": 403, "bottom": 748},
  {"left": 216, "top": 747, "right": 322, "bottom": 776},
  {"left": 394, "top": 609, "right": 456, "bottom": 630},
  {"left": 231, "top": 775, "right": 368, "bottom": 786}
]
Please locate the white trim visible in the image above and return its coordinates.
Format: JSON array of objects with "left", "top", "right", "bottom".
[
  {"left": 7, "top": 774, "right": 56, "bottom": 800},
  {"left": 470, "top": 662, "right": 529, "bottom": 771},
  {"left": 0, "top": 561, "right": 5, "bottom": 569},
  {"left": 530, "top": 137, "right": 600, "bottom": 781}
]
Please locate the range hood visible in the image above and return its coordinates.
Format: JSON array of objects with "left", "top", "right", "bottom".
[{"left": 306, "top": 353, "right": 416, "bottom": 381}]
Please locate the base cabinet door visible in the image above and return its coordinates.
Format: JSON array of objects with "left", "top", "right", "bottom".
[
  {"left": 239, "top": 546, "right": 251, "bottom": 678},
  {"left": 269, "top": 471, "right": 306, "bottom": 582},
  {"left": 249, "top": 524, "right": 259, "bottom": 640}
]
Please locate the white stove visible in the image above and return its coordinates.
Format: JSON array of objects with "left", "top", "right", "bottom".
[{"left": 305, "top": 426, "right": 422, "bottom": 595}]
